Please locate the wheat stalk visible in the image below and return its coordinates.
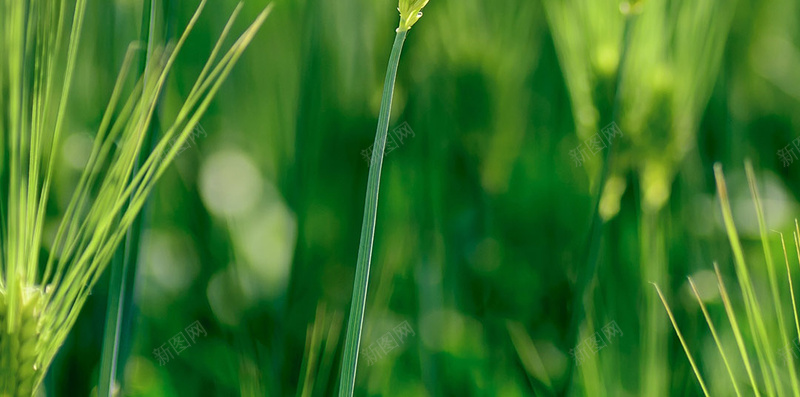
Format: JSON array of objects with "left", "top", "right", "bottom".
[
  {"left": 337, "top": 1, "right": 429, "bottom": 396},
  {"left": 0, "top": 0, "right": 271, "bottom": 394}
]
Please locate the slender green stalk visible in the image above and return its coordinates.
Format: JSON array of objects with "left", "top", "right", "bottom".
[
  {"left": 745, "top": 161, "right": 796, "bottom": 395},
  {"left": 687, "top": 277, "right": 742, "bottom": 397},
  {"left": 98, "top": 1, "right": 157, "bottom": 395},
  {"left": 338, "top": 29, "right": 407, "bottom": 397},
  {"left": 715, "top": 164, "right": 779, "bottom": 395},
  {"left": 338, "top": 3, "right": 428, "bottom": 395},
  {"left": 777, "top": 230, "right": 800, "bottom": 392},
  {"left": 785, "top": 230, "right": 800, "bottom": 344},
  {"left": 652, "top": 283, "right": 710, "bottom": 397},
  {"left": 714, "top": 263, "right": 761, "bottom": 396}
]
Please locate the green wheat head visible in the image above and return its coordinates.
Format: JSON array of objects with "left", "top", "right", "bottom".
[
  {"left": 0, "top": 0, "right": 270, "bottom": 394},
  {"left": 397, "top": 0, "right": 430, "bottom": 32},
  {"left": 544, "top": 0, "right": 735, "bottom": 211}
]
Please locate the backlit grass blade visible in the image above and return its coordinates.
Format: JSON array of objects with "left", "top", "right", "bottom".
[
  {"left": 745, "top": 161, "right": 799, "bottom": 395},
  {"left": 653, "top": 282, "right": 710, "bottom": 397},
  {"left": 98, "top": 1, "right": 157, "bottom": 395},
  {"left": 777, "top": 230, "right": 800, "bottom": 396},
  {"left": 714, "top": 163, "right": 778, "bottom": 395},
  {"left": 687, "top": 276, "right": 742, "bottom": 397},
  {"left": 788, "top": 230, "right": 800, "bottom": 343},
  {"left": 714, "top": 262, "right": 761, "bottom": 396}
]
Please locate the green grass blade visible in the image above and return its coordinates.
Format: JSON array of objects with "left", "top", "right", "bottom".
[
  {"left": 653, "top": 282, "right": 710, "bottom": 397},
  {"left": 337, "top": 30, "right": 408, "bottom": 397},
  {"left": 777, "top": 230, "right": 800, "bottom": 396},
  {"left": 97, "top": 1, "right": 157, "bottom": 395},
  {"left": 715, "top": 263, "right": 761, "bottom": 396},
  {"left": 714, "top": 163, "right": 778, "bottom": 396},
  {"left": 788, "top": 230, "right": 800, "bottom": 343},
  {"left": 687, "top": 276, "right": 742, "bottom": 397},
  {"left": 745, "top": 161, "right": 797, "bottom": 395}
]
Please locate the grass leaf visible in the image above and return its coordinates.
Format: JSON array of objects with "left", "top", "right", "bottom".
[
  {"left": 337, "top": 28, "right": 409, "bottom": 397},
  {"left": 687, "top": 276, "right": 742, "bottom": 397},
  {"left": 653, "top": 282, "right": 710, "bottom": 397}
]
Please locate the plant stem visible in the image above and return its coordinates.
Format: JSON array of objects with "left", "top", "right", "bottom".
[
  {"left": 338, "top": 30, "right": 407, "bottom": 397},
  {"left": 562, "top": 11, "right": 635, "bottom": 396},
  {"left": 98, "top": 1, "right": 157, "bottom": 395},
  {"left": 640, "top": 205, "right": 669, "bottom": 396}
]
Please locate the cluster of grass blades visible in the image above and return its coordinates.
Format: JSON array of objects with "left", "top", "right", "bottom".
[
  {"left": 543, "top": 0, "right": 735, "bottom": 393},
  {"left": 655, "top": 161, "right": 800, "bottom": 396},
  {"left": 337, "top": 1, "right": 429, "bottom": 396},
  {"left": 0, "top": 0, "right": 271, "bottom": 394}
]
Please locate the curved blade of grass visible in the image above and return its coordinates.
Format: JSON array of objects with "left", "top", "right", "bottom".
[
  {"left": 714, "top": 262, "right": 761, "bottom": 396},
  {"left": 98, "top": 0, "right": 157, "bottom": 395},
  {"left": 788, "top": 229, "right": 800, "bottom": 343},
  {"left": 745, "top": 161, "right": 798, "bottom": 396},
  {"left": 714, "top": 163, "right": 778, "bottom": 396},
  {"left": 337, "top": 30, "right": 408, "bottom": 397},
  {"left": 777, "top": 229, "right": 800, "bottom": 395},
  {"left": 687, "top": 276, "right": 742, "bottom": 397},
  {"left": 652, "top": 282, "right": 710, "bottom": 397},
  {"left": 97, "top": 1, "right": 248, "bottom": 393}
]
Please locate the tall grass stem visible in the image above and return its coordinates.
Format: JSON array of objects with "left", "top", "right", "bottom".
[
  {"left": 97, "top": 1, "right": 157, "bottom": 395},
  {"left": 337, "top": 30, "right": 407, "bottom": 397}
]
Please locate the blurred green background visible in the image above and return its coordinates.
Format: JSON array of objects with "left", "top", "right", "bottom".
[{"left": 44, "top": 0, "right": 800, "bottom": 395}]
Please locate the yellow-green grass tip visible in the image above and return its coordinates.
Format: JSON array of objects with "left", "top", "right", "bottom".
[{"left": 397, "top": 0, "right": 430, "bottom": 32}]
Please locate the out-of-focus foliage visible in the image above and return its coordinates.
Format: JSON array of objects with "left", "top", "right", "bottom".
[{"left": 20, "top": 0, "right": 800, "bottom": 395}]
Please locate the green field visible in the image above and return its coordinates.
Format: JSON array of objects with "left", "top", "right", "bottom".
[{"left": 3, "top": 0, "right": 800, "bottom": 395}]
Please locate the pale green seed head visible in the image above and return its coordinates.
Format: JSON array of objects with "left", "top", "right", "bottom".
[
  {"left": 0, "top": 285, "right": 47, "bottom": 396},
  {"left": 397, "top": 0, "right": 430, "bottom": 32}
]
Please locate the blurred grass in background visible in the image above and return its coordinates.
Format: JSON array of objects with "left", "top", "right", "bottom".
[{"left": 29, "top": 0, "right": 800, "bottom": 395}]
